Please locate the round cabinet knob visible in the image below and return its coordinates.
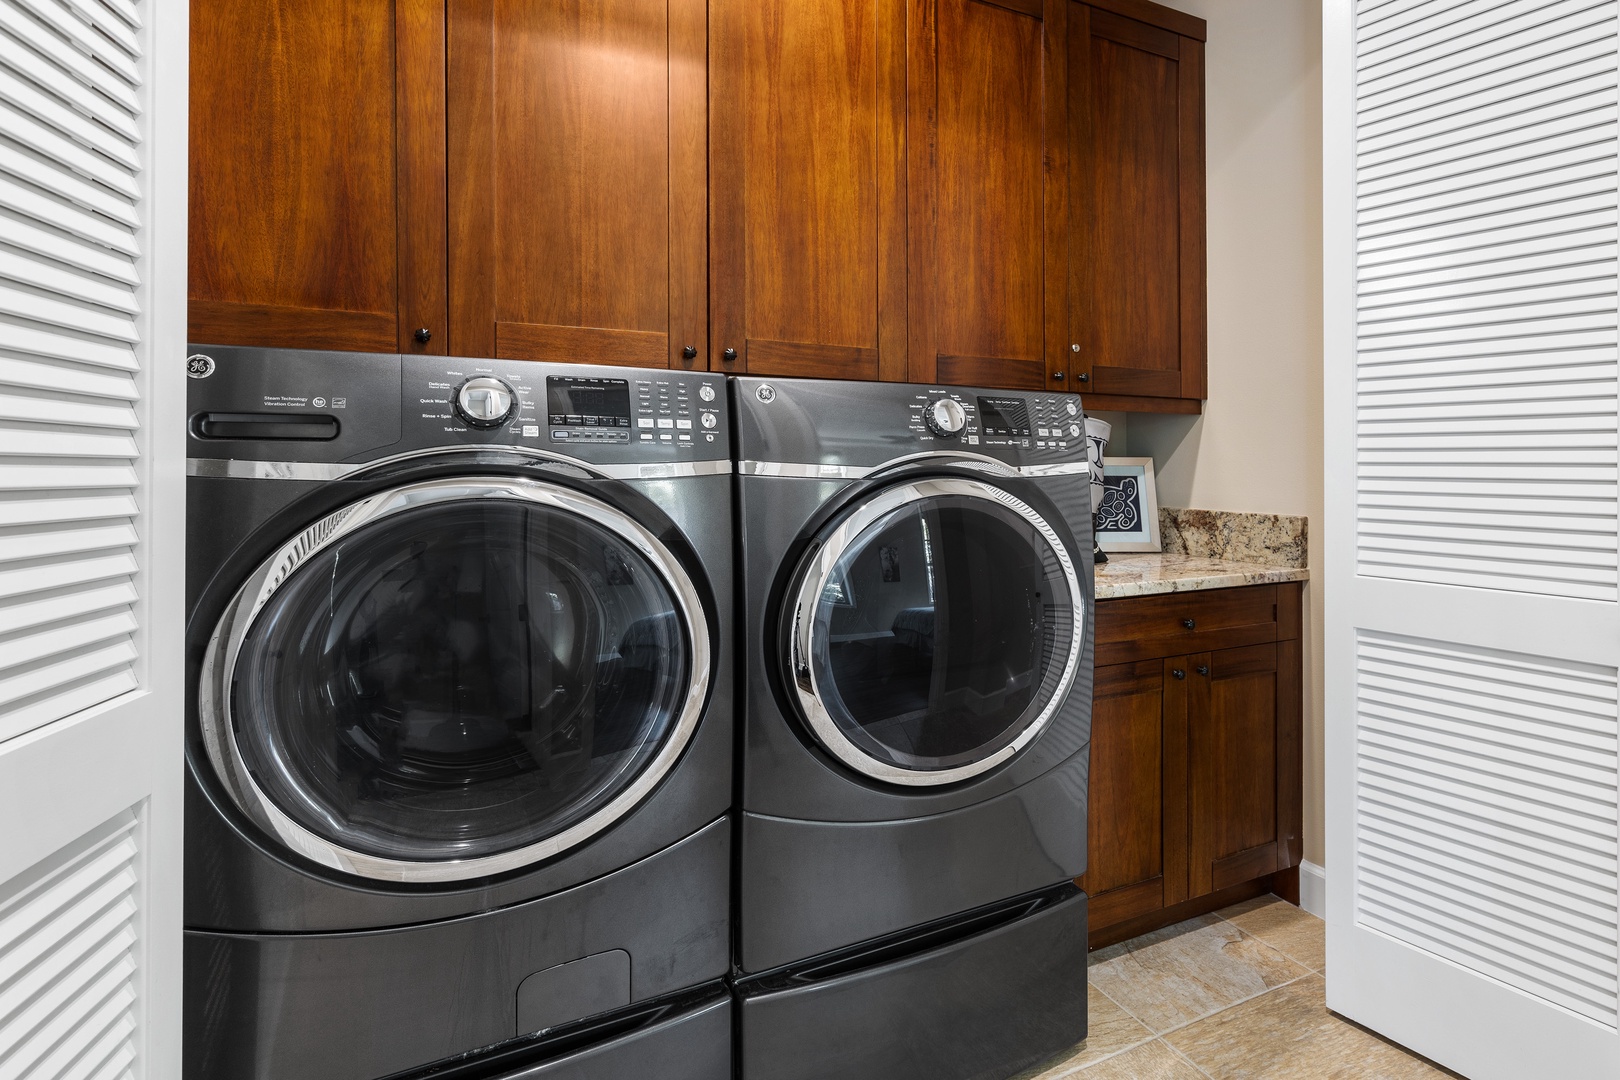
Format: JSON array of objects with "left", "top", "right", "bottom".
[
  {"left": 1069, "top": 423, "right": 1082, "bottom": 438},
  {"left": 414, "top": 327, "right": 432, "bottom": 344},
  {"left": 1196, "top": 665, "right": 1210, "bottom": 676},
  {"left": 1172, "top": 669, "right": 1186, "bottom": 680},
  {"left": 454, "top": 375, "right": 516, "bottom": 429},
  {"left": 723, "top": 347, "right": 738, "bottom": 363},
  {"left": 682, "top": 345, "right": 698, "bottom": 360},
  {"left": 700, "top": 412, "right": 718, "bottom": 429},
  {"left": 1182, "top": 618, "right": 1196, "bottom": 630},
  {"left": 925, "top": 397, "right": 967, "bottom": 437}
]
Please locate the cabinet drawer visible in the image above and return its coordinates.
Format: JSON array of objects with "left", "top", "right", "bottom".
[{"left": 1095, "top": 585, "right": 1278, "bottom": 665}]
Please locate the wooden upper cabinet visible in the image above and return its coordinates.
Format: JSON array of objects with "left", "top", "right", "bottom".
[
  {"left": 1067, "top": 0, "right": 1206, "bottom": 411},
  {"left": 446, "top": 0, "right": 707, "bottom": 368},
  {"left": 909, "top": 0, "right": 1067, "bottom": 391},
  {"left": 188, "top": 0, "right": 1211, "bottom": 391},
  {"left": 189, "top": 0, "right": 447, "bottom": 354},
  {"left": 709, "top": 0, "right": 907, "bottom": 380}
]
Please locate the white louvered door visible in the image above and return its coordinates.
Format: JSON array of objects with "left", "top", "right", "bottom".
[
  {"left": 1325, "top": 0, "right": 1620, "bottom": 1075},
  {"left": 0, "top": 0, "right": 185, "bottom": 1077}
]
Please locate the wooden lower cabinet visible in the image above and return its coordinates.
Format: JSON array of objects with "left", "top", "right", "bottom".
[{"left": 1082, "top": 582, "right": 1303, "bottom": 946}]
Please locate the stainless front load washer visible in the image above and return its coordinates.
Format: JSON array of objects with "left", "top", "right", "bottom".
[
  {"left": 183, "top": 347, "right": 733, "bottom": 1080},
  {"left": 729, "top": 376, "right": 1094, "bottom": 1080}
]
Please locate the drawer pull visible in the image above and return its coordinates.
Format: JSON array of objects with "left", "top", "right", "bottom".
[
  {"left": 1182, "top": 618, "right": 1196, "bottom": 629},
  {"left": 1171, "top": 669, "right": 1185, "bottom": 680},
  {"left": 1196, "top": 665, "right": 1210, "bottom": 676}
]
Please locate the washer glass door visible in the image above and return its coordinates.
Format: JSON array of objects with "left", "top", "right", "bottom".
[
  {"left": 200, "top": 477, "right": 709, "bottom": 882},
  {"left": 788, "top": 476, "right": 1083, "bottom": 786}
]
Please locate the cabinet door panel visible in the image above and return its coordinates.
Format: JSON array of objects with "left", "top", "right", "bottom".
[
  {"left": 1086, "top": 660, "right": 1163, "bottom": 900},
  {"left": 449, "top": 0, "right": 706, "bottom": 367},
  {"left": 910, "top": 0, "right": 1066, "bottom": 389},
  {"left": 1188, "top": 643, "right": 1280, "bottom": 897},
  {"left": 189, "top": 0, "right": 446, "bottom": 353},
  {"left": 711, "top": 0, "right": 906, "bottom": 380},
  {"left": 1083, "top": 657, "right": 1188, "bottom": 928},
  {"left": 1068, "top": 2, "right": 1205, "bottom": 403}
]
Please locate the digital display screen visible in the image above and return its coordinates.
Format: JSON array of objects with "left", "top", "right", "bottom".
[
  {"left": 977, "top": 396, "right": 1031, "bottom": 437},
  {"left": 547, "top": 377, "right": 632, "bottom": 428}
]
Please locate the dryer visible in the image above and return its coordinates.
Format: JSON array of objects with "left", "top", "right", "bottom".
[
  {"left": 182, "top": 346, "right": 733, "bottom": 1080},
  {"left": 730, "top": 377, "right": 1093, "bottom": 1080}
]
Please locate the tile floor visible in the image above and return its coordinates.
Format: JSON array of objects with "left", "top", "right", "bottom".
[{"left": 1013, "top": 896, "right": 1461, "bottom": 1079}]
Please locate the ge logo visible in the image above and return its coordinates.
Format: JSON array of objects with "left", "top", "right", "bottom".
[
  {"left": 755, "top": 384, "right": 776, "bottom": 404},
  {"left": 186, "top": 354, "right": 215, "bottom": 379}
]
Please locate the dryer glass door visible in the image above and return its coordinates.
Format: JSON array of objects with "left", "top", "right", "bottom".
[
  {"left": 199, "top": 477, "right": 710, "bottom": 882},
  {"left": 788, "top": 476, "right": 1084, "bottom": 786}
]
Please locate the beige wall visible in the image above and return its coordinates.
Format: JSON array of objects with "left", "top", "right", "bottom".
[{"left": 1122, "top": 0, "right": 1326, "bottom": 865}]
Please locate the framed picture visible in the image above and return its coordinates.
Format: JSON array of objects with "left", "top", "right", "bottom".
[{"left": 1096, "top": 457, "right": 1161, "bottom": 552}]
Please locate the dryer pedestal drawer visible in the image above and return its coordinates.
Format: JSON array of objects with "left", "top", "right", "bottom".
[
  {"left": 738, "top": 751, "right": 1087, "bottom": 973},
  {"left": 737, "top": 886, "right": 1088, "bottom": 1080}
]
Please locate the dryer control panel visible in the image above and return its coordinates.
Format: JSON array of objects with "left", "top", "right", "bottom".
[
  {"left": 903, "top": 391, "right": 1087, "bottom": 454},
  {"left": 730, "top": 376, "right": 1087, "bottom": 470}
]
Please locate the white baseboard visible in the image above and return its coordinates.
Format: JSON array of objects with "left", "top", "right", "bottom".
[{"left": 1298, "top": 860, "right": 1326, "bottom": 919}]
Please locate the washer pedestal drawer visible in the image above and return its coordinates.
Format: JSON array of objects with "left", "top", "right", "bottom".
[{"left": 183, "top": 818, "right": 729, "bottom": 1080}]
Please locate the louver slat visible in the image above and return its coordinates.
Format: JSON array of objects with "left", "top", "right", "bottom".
[
  {"left": 1355, "top": 0, "right": 1620, "bottom": 600},
  {"left": 0, "top": 812, "right": 140, "bottom": 1080},
  {"left": 0, "top": 0, "right": 143, "bottom": 750},
  {"left": 1355, "top": 632, "right": 1620, "bottom": 1026}
]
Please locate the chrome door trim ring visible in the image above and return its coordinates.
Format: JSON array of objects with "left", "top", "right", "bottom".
[
  {"left": 189, "top": 451, "right": 733, "bottom": 482},
  {"left": 197, "top": 475, "right": 713, "bottom": 883},
  {"left": 786, "top": 475, "right": 1085, "bottom": 787}
]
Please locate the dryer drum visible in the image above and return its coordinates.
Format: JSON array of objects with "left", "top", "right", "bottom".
[
  {"left": 785, "top": 475, "right": 1084, "bottom": 787},
  {"left": 197, "top": 477, "right": 711, "bottom": 883}
]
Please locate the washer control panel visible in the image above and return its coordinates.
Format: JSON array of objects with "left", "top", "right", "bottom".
[
  {"left": 454, "top": 376, "right": 517, "bottom": 429},
  {"left": 547, "top": 375, "right": 633, "bottom": 444},
  {"left": 412, "top": 360, "right": 727, "bottom": 460},
  {"left": 905, "top": 391, "right": 1085, "bottom": 454},
  {"left": 625, "top": 375, "right": 723, "bottom": 448}
]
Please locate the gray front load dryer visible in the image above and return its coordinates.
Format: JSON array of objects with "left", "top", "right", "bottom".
[
  {"left": 182, "top": 347, "right": 734, "bottom": 1080},
  {"left": 730, "top": 377, "right": 1094, "bottom": 1080}
]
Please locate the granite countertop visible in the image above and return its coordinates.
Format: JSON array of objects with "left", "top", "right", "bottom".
[{"left": 1094, "top": 553, "right": 1309, "bottom": 599}]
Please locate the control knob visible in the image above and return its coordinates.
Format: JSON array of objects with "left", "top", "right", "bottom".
[
  {"left": 454, "top": 376, "right": 516, "bottom": 429},
  {"left": 700, "top": 412, "right": 718, "bottom": 429},
  {"left": 925, "top": 397, "right": 967, "bottom": 438}
]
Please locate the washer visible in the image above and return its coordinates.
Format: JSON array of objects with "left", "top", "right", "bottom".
[
  {"left": 182, "top": 347, "right": 733, "bottom": 1080},
  {"left": 729, "top": 377, "right": 1093, "bottom": 1080}
]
